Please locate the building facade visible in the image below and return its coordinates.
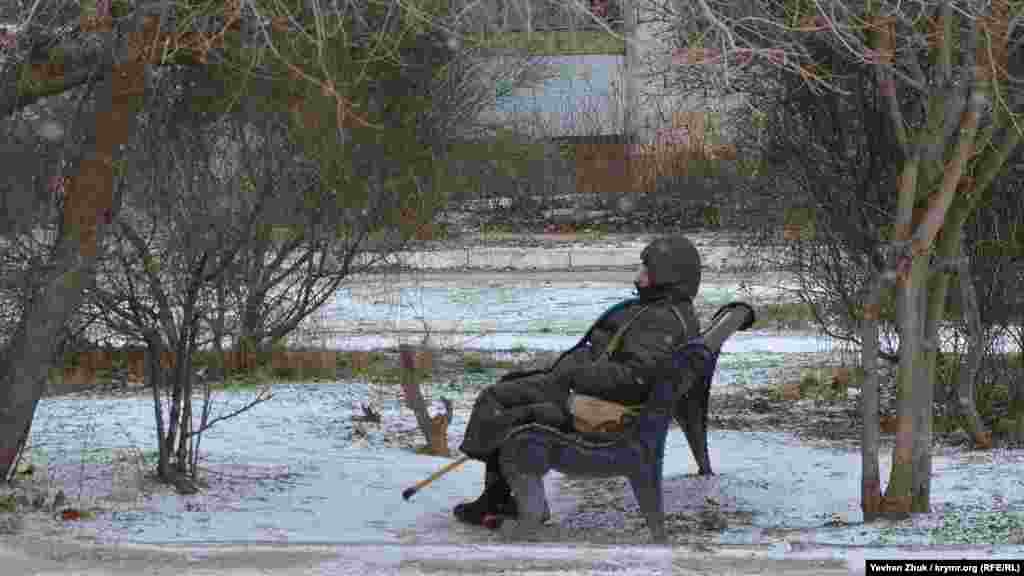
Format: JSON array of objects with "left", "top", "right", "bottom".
[{"left": 469, "top": 0, "right": 740, "bottom": 195}]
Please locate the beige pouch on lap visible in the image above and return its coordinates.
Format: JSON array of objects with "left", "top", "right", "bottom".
[{"left": 568, "top": 393, "right": 641, "bottom": 434}]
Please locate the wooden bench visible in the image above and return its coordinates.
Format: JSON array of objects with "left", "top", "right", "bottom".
[{"left": 496, "top": 302, "right": 755, "bottom": 542}]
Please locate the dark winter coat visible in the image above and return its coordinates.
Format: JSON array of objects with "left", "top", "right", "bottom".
[{"left": 458, "top": 284, "right": 699, "bottom": 460}]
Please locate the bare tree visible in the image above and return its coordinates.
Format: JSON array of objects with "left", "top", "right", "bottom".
[
  {"left": 730, "top": 53, "right": 904, "bottom": 356},
  {"left": 219, "top": 1, "right": 554, "bottom": 356},
  {"left": 673, "top": 0, "right": 1024, "bottom": 518},
  {"left": 957, "top": 158, "right": 1024, "bottom": 444},
  {"left": 80, "top": 0, "right": 554, "bottom": 485},
  {"left": 1, "top": 0, "right": 559, "bottom": 480},
  {"left": 0, "top": 1, "right": 155, "bottom": 480},
  {"left": 80, "top": 89, "right": 275, "bottom": 488}
]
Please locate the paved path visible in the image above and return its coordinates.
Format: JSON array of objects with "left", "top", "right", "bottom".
[
  {"left": 372, "top": 233, "right": 755, "bottom": 272},
  {"left": 9, "top": 537, "right": 1024, "bottom": 575},
  {"left": 2, "top": 537, "right": 852, "bottom": 575}
]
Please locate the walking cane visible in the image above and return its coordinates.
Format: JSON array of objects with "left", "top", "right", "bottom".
[{"left": 402, "top": 455, "right": 471, "bottom": 501}]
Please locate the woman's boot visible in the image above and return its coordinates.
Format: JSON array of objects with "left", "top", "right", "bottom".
[{"left": 453, "top": 454, "right": 517, "bottom": 525}]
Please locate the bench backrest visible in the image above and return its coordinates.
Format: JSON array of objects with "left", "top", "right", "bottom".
[{"left": 644, "top": 301, "right": 755, "bottom": 408}]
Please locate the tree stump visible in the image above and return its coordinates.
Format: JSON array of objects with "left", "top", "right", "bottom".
[
  {"left": 400, "top": 345, "right": 449, "bottom": 456},
  {"left": 428, "top": 398, "right": 453, "bottom": 457}
]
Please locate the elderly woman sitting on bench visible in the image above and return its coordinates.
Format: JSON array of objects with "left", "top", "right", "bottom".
[{"left": 454, "top": 236, "right": 703, "bottom": 526}]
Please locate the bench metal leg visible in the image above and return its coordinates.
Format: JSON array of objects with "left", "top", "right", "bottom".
[
  {"left": 678, "top": 386, "right": 712, "bottom": 475},
  {"left": 503, "top": 471, "right": 549, "bottom": 536},
  {"left": 628, "top": 465, "right": 666, "bottom": 543}
]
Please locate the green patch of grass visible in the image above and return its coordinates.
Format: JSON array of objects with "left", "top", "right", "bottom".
[
  {"left": 995, "top": 417, "right": 1018, "bottom": 437},
  {"left": 448, "top": 288, "right": 483, "bottom": 307},
  {"left": 72, "top": 447, "right": 129, "bottom": 466},
  {"left": 929, "top": 511, "right": 1024, "bottom": 545},
  {"left": 190, "top": 349, "right": 222, "bottom": 368},
  {"left": 933, "top": 413, "right": 963, "bottom": 436},
  {"left": 979, "top": 381, "right": 1011, "bottom": 423},
  {"left": 93, "top": 368, "right": 116, "bottom": 385},
  {"left": 213, "top": 367, "right": 274, "bottom": 390},
  {"left": 495, "top": 288, "right": 517, "bottom": 305},
  {"left": 341, "top": 350, "right": 439, "bottom": 385},
  {"left": 338, "top": 351, "right": 395, "bottom": 380},
  {"left": 461, "top": 352, "right": 519, "bottom": 374},
  {"left": 139, "top": 450, "right": 159, "bottom": 467},
  {"left": 796, "top": 369, "right": 850, "bottom": 402},
  {"left": 456, "top": 370, "right": 503, "bottom": 390},
  {"left": 0, "top": 494, "right": 17, "bottom": 513},
  {"left": 211, "top": 357, "right": 338, "bottom": 389},
  {"left": 354, "top": 363, "right": 405, "bottom": 384},
  {"left": 700, "top": 204, "right": 722, "bottom": 229},
  {"left": 576, "top": 226, "right": 609, "bottom": 241},
  {"left": 479, "top": 222, "right": 515, "bottom": 238},
  {"left": 463, "top": 353, "right": 488, "bottom": 374},
  {"left": 719, "top": 351, "right": 787, "bottom": 370},
  {"left": 269, "top": 365, "right": 336, "bottom": 382},
  {"left": 764, "top": 383, "right": 790, "bottom": 402},
  {"left": 754, "top": 302, "right": 818, "bottom": 330},
  {"left": 870, "top": 509, "right": 1024, "bottom": 546},
  {"left": 15, "top": 462, "right": 35, "bottom": 477},
  {"left": 797, "top": 373, "right": 819, "bottom": 397}
]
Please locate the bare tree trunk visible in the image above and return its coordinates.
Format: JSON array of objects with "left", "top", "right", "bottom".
[
  {"left": 183, "top": 337, "right": 195, "bottom": 475},
  {"left": 880, "top": 154, "right": 922, "bottom": 518},
  {"left": 240, "top": 289, "right": 263, "bottom": 359},
  {"left": 174, "top": 327, "right": 194, "bottom": 475},
  {"left": 400, "top": 345, "right": 441, "bottom": 453},
  {"left": 163, "top": 331, "right": 198, "bottom": 494},
  {"left": 911, "top": 218, "right": 974, "bottom": 511},
  {"left": 955, "top": 238, "right": 989, "bottom": 448},
  {"left": 195, "top": 279, "right": 226, "bottom": 473},
  {"left": 213, "top": 279, "right": 227, "bottom": 372},
  {"left": 623, "top": 0, "right": 638, "bottom": 146},
  {"left": 233, "top": 230, "right": 267, "bottom": 365},
  {"left": 1010, "top": 332, "right": 1024, "bottom": 443},
  {"left": 860, "top": 276, "right": 883, "bottom": 520},
  {"left": 0, "top": 41, "right": 147, "bottom": 479},
  {"left": 146, "top": 332, "right": 168, "bottom": 479},
  {"left": 192, "top": 357, "right": 213, "bottom": 477},
  {"left": 882, "top": 255, "right": 927, "bottom": 518},
  {"left": 180, "top": 367, "right": 192, "bottom": 475},
  {"left": 0, "top": 255, "right": 87, "bottom": 478},
  {"left": 164, "top": 348, "right": 183, "bottom": 468},
  {"left": 913, "top": 270, "right": 938, "bottom": 513}
]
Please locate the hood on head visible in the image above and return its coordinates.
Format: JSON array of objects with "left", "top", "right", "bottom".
[{"left": 640, "top": 236, "right": 701, "bottom": 300}]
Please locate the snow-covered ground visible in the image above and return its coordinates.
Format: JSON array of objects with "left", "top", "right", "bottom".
[
  {"left": 5, "top": 234, "right": 1023, "bottom": 574},
  {"left": 15, "top": 373, "right": 1024, "bottom": 574}
]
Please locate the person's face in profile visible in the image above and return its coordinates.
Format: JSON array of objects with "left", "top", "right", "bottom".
[{"left": 635, "top": 263, "right": 651, "bottom": 289}]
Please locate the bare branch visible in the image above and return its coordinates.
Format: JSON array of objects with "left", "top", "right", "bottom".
[
  {"left": 184, "top": 387, "right": 273, "bottom": 438},
  {"left": 872, "top": 14, "right": 908, "bottom": 153},
  {"left": 115, "top": 215, "right": 180, "bottom": 347},
  {"left": 939, "top": 1, "right": 953, "bottom": 87},
  {"left": 910, "top": 91, "right": 986, "bottom": 256}
]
